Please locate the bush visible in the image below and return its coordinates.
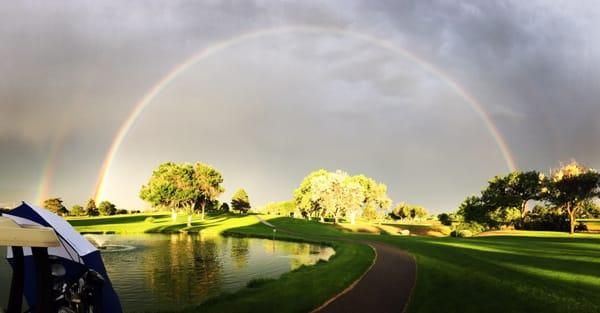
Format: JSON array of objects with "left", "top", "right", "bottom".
[
  {"left": 115, "top": 209, "right": 128, "bottom": 215},
  {"left": 438, "top": 213, "right": 453, "bottom": 226},
  {"left": 451, "top": 230, "right": 473, "bottom": 237},
  {"left": 430, "top": 225, "right": 452, "bottom": 236},
  {"left": 575, "top": 222, "right": 588, "bottom": 232},
  {"left": 145, "top": 217, "right": 155, "bottom": 223},
  {"left": 454, "top": 222, "right": 485, "bottom": 234}
]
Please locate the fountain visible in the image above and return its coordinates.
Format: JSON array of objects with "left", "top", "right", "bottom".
[{"left": 84, "top": 234, "right": 135, "bottom": 252}]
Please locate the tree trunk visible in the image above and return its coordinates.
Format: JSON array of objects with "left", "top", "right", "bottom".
[
  {"left": 201, "top": 202, "right": 206, "bottom": 221},
  {"left": 334, "top": 216, "right": 338, "bottom": 224},
  {"left": 187, "top": 214, "right": 192, "bottom": 227},
  {"left": 171, "top": 208, "right": 177, "bottom": 222},
  {"left": 349, "top": 212, "right": 356, "bottom": 225},
  {"left": 520, "top": 201, "right": 528, "bottom": 219},
  {"left": 567, "top": 203, "right": 575, "bottom": 235}
]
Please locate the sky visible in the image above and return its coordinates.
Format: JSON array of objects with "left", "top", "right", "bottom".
[{"left": 1, "top": 0, "right": 599, "bottom": 212}]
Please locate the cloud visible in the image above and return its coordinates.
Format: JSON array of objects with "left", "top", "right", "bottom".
[{"left": 0, "top": 0, "right": 599, "bottom": 211}]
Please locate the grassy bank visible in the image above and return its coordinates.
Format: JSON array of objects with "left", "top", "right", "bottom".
[
  {"left": 68, "top": 213, "right": 374, "bottom": 313},
  {"left": 69, "top": 214, "right": 600, "bottom": 312},
  {"left": 263, "top": 218, "right": 600, "bottom": 313},
  {"left": 180, "top": 222, "right": 374, "bottom": 313}
]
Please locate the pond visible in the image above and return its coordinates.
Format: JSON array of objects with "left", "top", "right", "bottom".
[{"left": 0, "top": 233, "right": 335, "bottom": 312}]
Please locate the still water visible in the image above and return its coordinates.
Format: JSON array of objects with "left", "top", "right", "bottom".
[{"left": 0, "top": 233, "right": 335, "bottom": 312}]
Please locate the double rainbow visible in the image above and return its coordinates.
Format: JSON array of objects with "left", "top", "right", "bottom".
[{"left": 35, "top": 25, "right": 518, "bottom": 204}]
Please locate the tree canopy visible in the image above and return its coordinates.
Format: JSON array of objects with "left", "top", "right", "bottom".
[
  {"left": 390, "top": 202, "right": 428, "bottom": 221},
  {"left": 457, "top": 161, "right": 600, "bottom": 233},
  {"left": 43, "top": 198, "right": 68, "bottom": 215},
  {"left": 544, "top": 161, "right": 600, "bottom": 234},
  {"left": 98, "top": 200, "right": 117, "bottom": 216},
  {"left": 231, "top": 189, "right": 251, "bottom": 213},
  {"left": 70, "top": 204, "right": 84, "bottom": 216},
  {"left": 85, "top": 199, "right": 99, "bottom": 216},
  {"left": 139, "top": 162, "right": 225, "bottom": 220},
  {"left": 293, "top": 169, "right": 391, "bottom": 224}
]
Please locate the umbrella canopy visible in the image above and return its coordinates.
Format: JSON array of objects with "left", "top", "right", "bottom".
[{"left": 3, "top": 202, "right": 122, "bottom": 312}]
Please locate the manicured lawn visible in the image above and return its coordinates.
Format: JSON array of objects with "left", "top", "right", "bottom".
[
  {"left": 68, "top": 214, "right": 600, "bottom": 313},
  {"left": 177, "top": 221, "right": 374, "bottom": 313},
  {"left": 67, "top": 214, "right": 375, "bottom": 313},
  {"left": 68, "top": 212, "right": 264, "bottom": 234},
  {"left": 264, "top": 218, "right": 600, "bottom": 313}
]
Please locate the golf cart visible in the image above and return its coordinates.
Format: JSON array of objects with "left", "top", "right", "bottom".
[{"left": 1, "top": 202, "right": 122, "bottom": 313}]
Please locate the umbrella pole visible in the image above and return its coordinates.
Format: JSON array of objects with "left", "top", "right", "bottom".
[
  {"left": 31, "top": 247, "right": 51, "bottom": 313},
  {"left": 7, "top": 246, "right": 24, "bottom": 313}
]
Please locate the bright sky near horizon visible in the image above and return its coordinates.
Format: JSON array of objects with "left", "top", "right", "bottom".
[{"left": 1, "top": 1, "right": 599, "bottom": 212}]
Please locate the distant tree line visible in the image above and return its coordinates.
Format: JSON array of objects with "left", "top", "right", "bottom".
[
  {"left": 454, "top": 160, "right": 600, "bottom": 234},
  {"left": 40, "top": 197, "right": 133, "bottom": 217}
]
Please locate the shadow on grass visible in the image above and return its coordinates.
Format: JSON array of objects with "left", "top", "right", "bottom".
[
  {"left": 369, "top": 235, "right": 600, "bottom": 313},
  {"left": 68, "top": 213, "right": 170, "bottom": 227}
]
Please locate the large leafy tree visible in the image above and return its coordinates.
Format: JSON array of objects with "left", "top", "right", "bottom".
[
  {"left": 193, "top": 162, "right": 225, "bottom": 220},
  {"left": 85, "top": 199, "right": 99, "bottom": 216},
  {"left": 482, "top": 171, "right": 543, "bottom": 220},
  {"left": 294, "top": 169, "right": 390, "bottom": 224},
  {"left": 309, "top": 170, "right": 364, "bottom": 224},
  {"left": 544, "top": 161, "right": 600, "bottom": 234},
  {"left": 231, "top": 189, "right": 251, "bottom": 213},
  {"left": 390, "top": 202, "right": 428, "bottom": 221},
  {"left": 140, "top": 162, "right": 224, "bottom": 221},
  {"left": 293, "top": 169, "right": 330, "bottom": 220},
  {"left": 43, "top": 198, "right": 68, "bottom": 216},
  {"left": 391, "top": 202, "right": 412, "bottom": 221},
  {"left": 98, "top": 200, "right": 117, "bottom": 216},
  {"left": 70, "top": 205, "right": 84, "bottom": 216},
  {"left": 351, "top": 175, "right": 392, "bottom": 222}
]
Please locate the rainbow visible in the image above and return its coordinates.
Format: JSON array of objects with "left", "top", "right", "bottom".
[{"left": 92, "top": 25, "right": 518, "bottom": 203}]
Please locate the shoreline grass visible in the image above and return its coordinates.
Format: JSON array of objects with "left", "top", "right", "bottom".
[
  {"left": 69, "top": 214, "right": 600, "bottom": 313},
  {"left": 68, "top": 213, "right": 375, "bottom": 313}
]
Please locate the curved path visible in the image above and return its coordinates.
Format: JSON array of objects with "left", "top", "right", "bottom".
[
  {"left": 315, "top": 241, "right": 416, "bottom": 313},
  {"left": 254, "top": 216, "right": 417, "bottom": 313}
]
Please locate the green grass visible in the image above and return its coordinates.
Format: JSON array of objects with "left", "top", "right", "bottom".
[
  {"left": 69, "top": 214, "right": 600, "bottom": 313},
  {"left": 177, "top": 220, "right": 373, "bottom": 313},
  {"left": 262, "top": 218, "right": 600, "bottom": 313},
  {"left": 68, "top": 213, "right": 374, "bottom": 313},
  {"left": 68, "top": 212, "right": 264, "bottom": 234}
]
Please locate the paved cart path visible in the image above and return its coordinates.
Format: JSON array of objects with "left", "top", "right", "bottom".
[{"left": 254, "top": 216, "right": 417, "bottom": 313}]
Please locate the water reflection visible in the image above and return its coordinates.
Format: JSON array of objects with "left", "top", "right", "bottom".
[
  {"left": 92, "top": 234, "right": 333, "bottom": 312},
  {"left": 0, "top": 234, "right": 334, "bottom": 312}
]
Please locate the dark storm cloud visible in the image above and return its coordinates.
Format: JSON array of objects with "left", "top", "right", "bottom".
[{"left": 0, "top": 0, "right": 598, "bottom": 211}]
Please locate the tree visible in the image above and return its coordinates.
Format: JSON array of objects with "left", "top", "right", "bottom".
[
  {"left": 391, "top": 202, "right": 412, "bottom": 221},
  {"left": 193, "top": 163, "right": 225, "bottom": 220},
  {"left": 294, "top": 169, "right": 330, "bottom": 220},
  {"left": 309, "top": 170, "right": 364, "bottom": 224},
  {"left": 98, "top": 201, "right": 117, "bottom": 216},
  {"left": 70, "top": 205, "right": 84, "bottom": 216},
  {"left": 42, "top": 198, "right": 68, "bottom": 215},
  {"left": 85, "top": 199, "right": 99, "bottom": 216},
  {"left": 231, "top": 189, "right": 251, "bottom": 213},
  {"left": 220, "top": 202, "right": 230, "bottom": 212},
  {"left": 457, "top": 196, "right": 491, "bottom": 225},
  {"left": 140, "top": 162, "right": 225, "bottom": 221},
  {"left": 482, "top": 171, "right": 544, "bottom": 222},
  {"left": 351, "top": 175, "right": 392, "bottom": 223},
  {"left": 544, "top": 161, "right": 600, "bottom": 234},
  {"left": 410, "top": 206, "right": 428, "bottom": 220},
  {"left": 438, "top": 213, "right": 453, "bottom": 226}
]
